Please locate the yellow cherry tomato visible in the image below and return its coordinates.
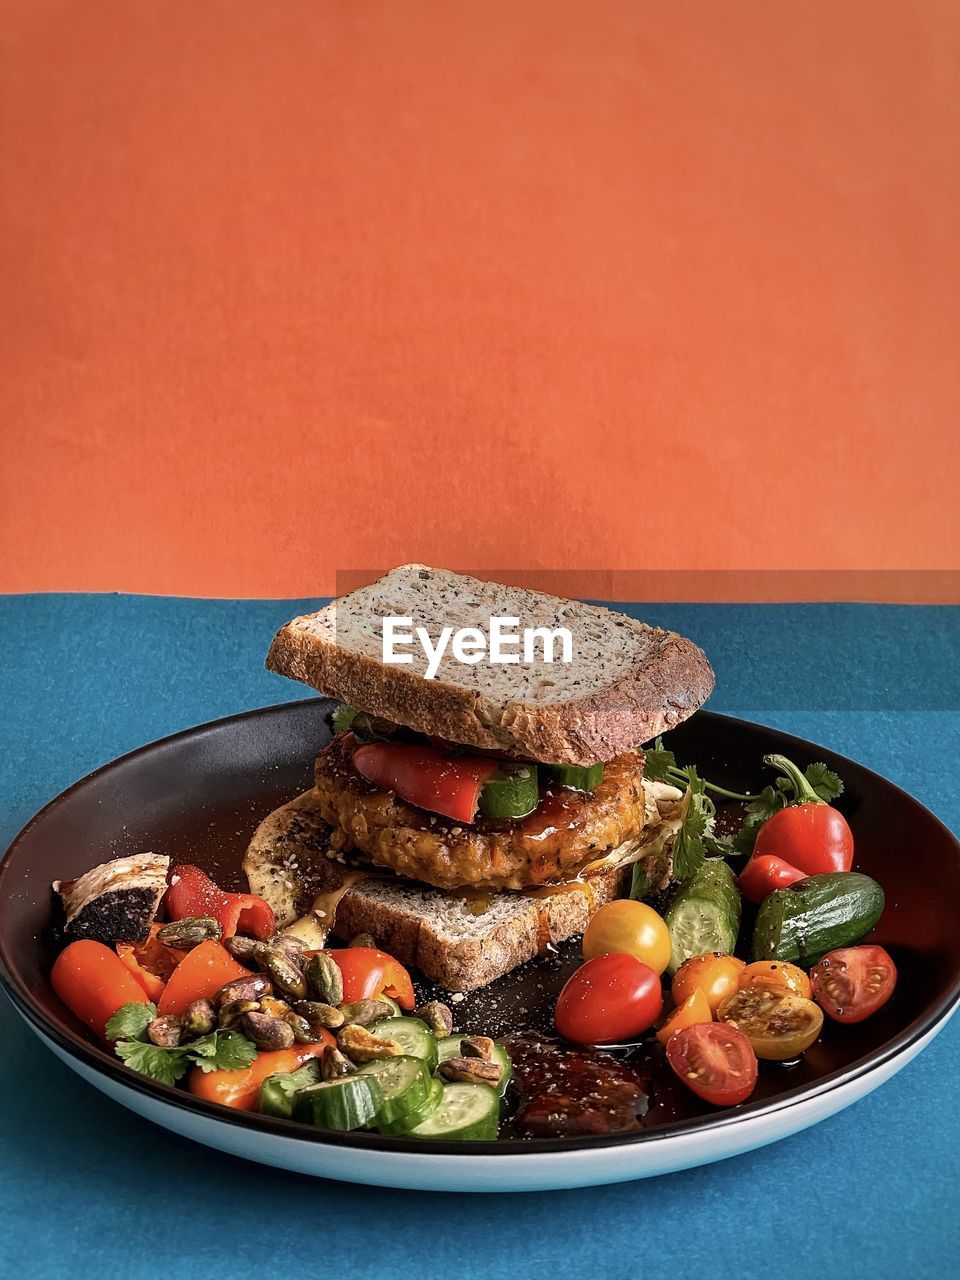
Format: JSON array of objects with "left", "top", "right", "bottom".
[
  {"left": 739, "top": 960, "right": 812, "bottom": 1001},
  {"left": 656, "top": 989, "right": 713, "bottom": 1045},
  {"left": 671, "top": 952, "right": 746, "bottom": 1014},
  {"left": 583, "top": 900, "right": 673, "bottom": 975},
  {"left": 717, "top": 988, "right": 823, "bottom": 1060}
]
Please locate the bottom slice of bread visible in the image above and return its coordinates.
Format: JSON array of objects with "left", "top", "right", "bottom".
[{"left": 244, "top": 786, "right": 682, "bottom": 992}]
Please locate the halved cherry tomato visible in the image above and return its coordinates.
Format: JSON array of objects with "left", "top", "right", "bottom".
[
  {"left": 665, "top": 1022, "right": 758, "bottom": 1106},
  {"left": 555, "top": 952, "right": 663, "bottom": 1046},
  {"left": 656, "top": 989, "right": 712, "bottom": 1045},
  {"left": 739, "top": 960, "right": 812, "bottom": 1001},
  {"left": 672, "top": 953, "right": 745, "bottom": 1015},
  {"left": 328, "top": 947, "right": 415, "bottom": 1010},
  {"left": 810, "top": 945, "right": 897, "bottom": 1023},
  {"left": 583, "top": 901, "right": 672, "bottom": 975},
  {"left": 717, "top": 988, "right": 823, "bottom": 1060},
  {"left": 116, "top": 924, "right": 185, "bottom": 1001},
  {"left": 739, "top": 855, "right": 806, "bottom": 903},
  {"left": 352, "top": 742, "right": 498, "bottom": 823},
  {"left": 165, "top": 865, "right": 275, "bottom": 940},
  {"left": 51, "top": 940, "right": 152, "bottom": 1040},
  {"left": 187, "top": 1036, "right": 334, "bottom": 1110},
  {"left": 156, "top": 941, "right": 251, "bottom": 1016}
]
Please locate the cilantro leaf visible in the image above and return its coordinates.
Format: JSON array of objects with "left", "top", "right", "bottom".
[
  {"left": 642, "top": 737, "right": 677, "bottom": 783},
  {"left": 106, "top": 1001, "right": 157, "bottom": 1042},
  {"left": 187, "top": 1029, "right": 258, "bottom": 1074},
  {"left": 671, "top": 768, "right": 715, "bottom": 882},
  {"left": 804, "top": 762, "right": 844, "bottom": 803},
  {"left": 331, "top": 704, "right": 357, "bottom": 734},
  {"left": 115, "top": 1039, "right": 188, "bottom": 1086}
]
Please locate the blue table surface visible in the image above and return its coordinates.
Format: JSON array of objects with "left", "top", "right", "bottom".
[{"left": 1, "top": 595, "right": 958, "bottom": 1279}]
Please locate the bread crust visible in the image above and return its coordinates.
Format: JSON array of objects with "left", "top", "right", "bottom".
[{"left": 265, "top": 566, "right": 715, "bottom": 765}]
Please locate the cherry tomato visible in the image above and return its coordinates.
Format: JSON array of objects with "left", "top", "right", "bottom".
[
  {"left": 717, "top": 988, "right": 823, "bottom": 1060},
  {"left": 656, "top": 989, "right": 713, "bottom": 1045},
  {"left": 353, "top": 742, "right": 498, "bottom": 822},
  {"left": 328, "top": 947, "right": 415, "bottom": 1010},
  {"left": 583, "top": 901, "right": 672, "bottom": 975},
  {"left": 665, "top": 1022, "right": 758, "bottom": 1106},
  {"left": 810, "top": 945, "right": 897, "bottom": 1023},
  {"left": 672, "top": 953, "right": 745, "bottom": 1014},
  {"left": 738, "top": 855, "right": 806, "bottom": 903},
  {"left": 754, "top": 805, "right": 853, "bottom": 877},
  {"left": 739, "top": 960, "right": 812, "bottom": 1001},
  {"left": 555, "top": 953, "right": 663, "bottom": 1046}
]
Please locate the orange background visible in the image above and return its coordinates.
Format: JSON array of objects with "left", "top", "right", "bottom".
[{"left": 1, "top": 0, "right": 958, "bottom": 600}]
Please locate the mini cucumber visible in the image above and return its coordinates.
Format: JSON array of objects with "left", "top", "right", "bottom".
[
  {"left": 378, "top": 1077, "right": 444, "bottom": 1136},
  {"left": 437, "top": 1035, "right": 513, "bottom": 1096},
  {"left": 258, "top": 1060, "right": 322, "bottom": 1119},
  {"left": 407, "top": 1082, "right": 501, "bottom": 1141},
  {"left": 753, "top": 872, "right": 885, "bottom": 966},
  {"left": 356, "top": 1055, "right": 431, "bottom": 1127},
  {"left": 368, "top": 1017, "right": 439, "bottom": 1070},
  {"left": 294, "top": 1075, "right": 384, "bottom": 1131},
  {"left": 664, "top": 858, "right": 741, "bottom": 975}
]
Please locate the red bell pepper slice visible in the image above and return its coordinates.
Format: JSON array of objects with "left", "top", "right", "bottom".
[
  {"left": 352, "top": 742, "right": 498, "bottom": 822},
  {"left": 165, "top": 864, "right": 275, "bottom": 939},
  {"left": 325, "top": 947, "right": 416, "bottom": 1010}
]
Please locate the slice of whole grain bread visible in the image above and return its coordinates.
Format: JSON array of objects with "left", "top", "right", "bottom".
[
  {"left": 265, "top": 565, "right": 714, "bottom": 765},
  {"left": 244, "top": 785, "right": 683, "bottom": 992}
]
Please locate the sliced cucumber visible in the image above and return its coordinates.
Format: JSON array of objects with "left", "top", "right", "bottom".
[
  {"left": 436, "top": 1035, "right": 513, "bottom": 1096},
  {"left": 378, "top": 1077, "right": 444, "bottom": 1136},
  {"left": 753, "top": 872, "right": 885, "bottom": 966},
  {"left": 368, "top": 1017, "right": 439, "bottom": 1070},
  {"left": 664, "top": 858, "right": 741, "bottom": 975},
  {"left": 377, "top": 995, "right": 403, "bottom": 1018},
  {"left": 356, "top": 1055, "right": 431, "bottom": 1127},
  {"left": 258, "top": 1060, "right": 322, "bottom": 1119},
  {"left": 478, "top": 765, "right": 539, "bottom": 819},
  {"left": 408, "top": 1082, "right": 500, "bottom": 1141},
  {"left": 543, "top": 762, "right": 604, "bottom": 791},
  {"left": 294, "top": 1075, "right": 384, "bottom": 1131}
]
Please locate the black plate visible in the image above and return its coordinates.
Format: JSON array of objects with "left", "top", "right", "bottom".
[{"left": 2, "top": 699, "right": 959, "bottom": 1156}]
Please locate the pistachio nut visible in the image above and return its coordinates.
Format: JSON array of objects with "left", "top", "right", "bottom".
[
  {"left": 257, "top": 947, "right": 307, "bottom": 1001},
  {"left": 258, "top": 996, "right": 293, "bottom": 1019},
  {"left": 460, "top": 1035, "right": 495, "bottom": 1062},
  {"left": 223, "top": 935, "right": 263, "bottom": 964},
  {"left": 283, "top": 1012, "right": 324, "bottom": 1045},
  {"left": 339, "top": 999, "right": 393, "bottom": 1028},
  {"left": 294, "top": 1001, "right": 345, "bottom": 1030},
  {"left": 216, "top": 974, "right": 272, "bottom": 1007},
  {"left": 347, "top": 933, "right": 376, "bottom": 949},
  {"left": 415, "top": 1001, "right": 454, "bottom": 1037},
  {"left": 304, "top": 952, "right": 343, "bottom": 1006},
  {"left": 321, "top": 1046, "right": 357, "bottom": 1080},
  {"left": 438, "top": 1057, "right": 503, "bottom": 1086},
  {"left": 182, "top": 999, "right": 217, "bottom": 1038},
  {"left": 147, "top": 1014, "right": 184, "bottom": 1048},
  {"left": 260, "top": 933, "right": 307, "bottom": 964},
  {"left": 218, "top": 998, "right": 261, "bottom": 1029},
  {"left": 238, "top": 1010, "right": 296, "bottom": 1052},
  {"left": 157, "top": 916, "right": 222, "bottom": 950},
  {"left": 337, "top": 1024, "right": 403, "bottom": 1063}
]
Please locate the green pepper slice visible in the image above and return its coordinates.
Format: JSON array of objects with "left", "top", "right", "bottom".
[
  {"left": 542, "top": 762, "right": 604, "bottom": 791},
  {"left": 477, "top": 764, "right": 540, "bottom": 819}
]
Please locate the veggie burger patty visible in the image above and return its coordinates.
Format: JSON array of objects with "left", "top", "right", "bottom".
[{"left": 313, "top": 733, "right": 650, "bottom": 891}]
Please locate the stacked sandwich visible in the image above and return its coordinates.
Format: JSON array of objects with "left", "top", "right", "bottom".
[{"left": 245, "top": 566, "right": 714, "bottom": 992}]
